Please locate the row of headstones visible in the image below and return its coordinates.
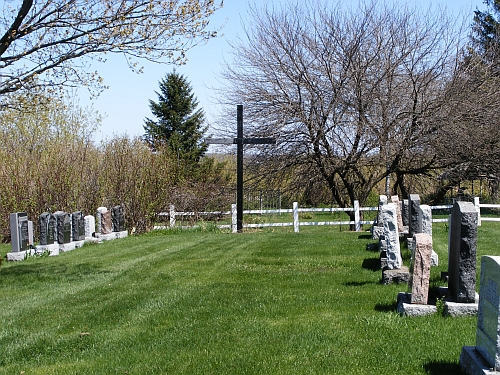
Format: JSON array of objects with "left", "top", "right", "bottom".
[
  {"left": 8, "top": 206, "right": 127, "bottom": 260},
  {"left": 372, "top": 194, "right": 437, "bottom": 275}
]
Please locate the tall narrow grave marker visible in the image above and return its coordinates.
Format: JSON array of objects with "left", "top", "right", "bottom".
[
  {"left": 448, "top": 201, "right": 478, "bottom": 303},
  {"left": 10, "top": 212, "right": 29, "bottom": 253}
]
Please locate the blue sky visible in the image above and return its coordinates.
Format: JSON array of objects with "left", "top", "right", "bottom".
[{"left": 81, "top": 0, "right": 486, "bottom": 142}]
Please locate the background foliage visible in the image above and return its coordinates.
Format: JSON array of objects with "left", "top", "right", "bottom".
[{"left": 0, "top": 90, "right": 231, "bottom": 242}]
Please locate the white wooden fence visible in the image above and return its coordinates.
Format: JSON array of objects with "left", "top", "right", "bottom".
[{"left": 155, "top": 197, "right": 500, "bottom": 233}]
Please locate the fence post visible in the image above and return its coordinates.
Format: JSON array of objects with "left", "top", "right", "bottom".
[
  {"left": 231, "top": 203, "right": 237, "bottom": 233},
  {"left": 474, "top": 196, "right": 481, "bottom": 226},
  {"left": 354, "top": 200, "right": 361, "bottom": 232},
  {"left": 169, "top": 205, "right": 175, "bottom": 228},
  {"left": 293, "top": 202, "right": 299, "bottom": 233}
]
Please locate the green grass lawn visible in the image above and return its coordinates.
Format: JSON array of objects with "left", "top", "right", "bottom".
[{"left": 0, "top": 223, "right": 497, "bottom": 374}]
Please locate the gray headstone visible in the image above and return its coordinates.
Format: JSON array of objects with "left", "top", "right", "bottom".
[
  {"left": 391, "top": 195, "right": 404, "bottom": 233},
  {"left": 72, "top": 211, "right": 85, "bottom": 241},
  {"left": 402, "top": 199, "right": 409, "bottom": 227},
  {"left": 10, "top": 212, "right": 29, "bottom": 252},
  {"left": 28, "top": 220, "right": 34, "bottom": 247},
  {"left": 111, "top": 205, "right": 125, "bottom": 232},
  {"left": 39, "top": 213, "right": 56, "bottom": 245},
  {"left": 419, "top": 204, "right": 433, "bottom": 237},
  {"left": 409, "top": 233, "right": 433, "bottom": 304},
  {"left": 476, "top": 256, "right": 500, "bottom": 371},
  {"left": 54, "top": 211, "right": 71, "bottom": 244},
  {"left": 382, "top": 203, "right": 402, "bottom": 269},
  {"left": 376, "top": 195, "right": 388, "bottom": 225},
  {"left": 409, "top": 194, "right": 421, "bottom": 237},
  {"left": 448, "top": 201, "right": 478, "bottom": 303}
]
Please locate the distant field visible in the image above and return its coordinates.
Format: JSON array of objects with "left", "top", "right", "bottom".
[{"left": 0, "top": 223, "right": 498, "bottom": 374}]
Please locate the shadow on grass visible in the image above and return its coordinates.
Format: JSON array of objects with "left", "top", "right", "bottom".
[
  {"left": 362, "top": 257, "right": 380, "bottom": 271},
  {"left": 374, "top": 301, "right": 398, "bottom": 312},
  {"left": 365, "top": 243, "right": 379, "bottom": 252},
  {"left": 423, "top": 361, "right": 465, "bottom": 375},
  {"left": 343, "top": 281, "right": 374, "bottom": 287},
  {"left": 358, "top": 234, "right": 372, "bottom": 240},
  {"left": 0, "top": 262, "right": 109, "bottom": 282}
]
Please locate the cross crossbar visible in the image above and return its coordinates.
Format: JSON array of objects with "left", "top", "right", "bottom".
[{"left": 207, "top": 138, "right": 276, "bottom": 145}]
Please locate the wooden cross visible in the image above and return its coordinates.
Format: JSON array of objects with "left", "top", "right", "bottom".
[{"left": 207, "top": 105, "right": 275, "bottom": 232}]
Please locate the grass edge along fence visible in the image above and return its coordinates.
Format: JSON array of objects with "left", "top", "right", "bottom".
[{"left": 157, "top": 197, "right": 499, "bottom": 233}]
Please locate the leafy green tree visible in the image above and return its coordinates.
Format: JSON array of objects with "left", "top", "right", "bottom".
[{"left": 144, "top": 71, "right": 208, "bottom": 162}]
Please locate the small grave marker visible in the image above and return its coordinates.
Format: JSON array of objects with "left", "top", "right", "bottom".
[
  {"left": 112, "top": 205, "right": 125, "bottom": 232},
  {"left": 72, "top": 211, "right": 85, "bottom": 242},
  {"left": 84, "top": 215, "right": 96, "bottom": 238},
  {"left": 10, "top": 212, "right": 29, "bottom": 252},
  {"left": 54, "top": 211, "right": 71, "bottom": 244}
]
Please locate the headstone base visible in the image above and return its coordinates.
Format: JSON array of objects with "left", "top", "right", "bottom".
[
  {"left": 85, "top": 237, "right": 101, "bottom": 244},
  {"left": 114, "top": 230, "right": 128, "bottom": 239},
  {"left": 382, "top": 266, "right": 410, "bottom": 284},
  {"left": 460, "top": 346, "right": 497, "bottom": 375},
  {"left": 444, "top": 301, "right": 478, "bottom": 317},
  {"left": 6, "top": 251, "right": 27, "bottom": 261},
  {"left": 35, "top": 244, "right": 60, "bottom": 256},
  {"left": 97, "top": 231, "right": 128, "bottom": 241},
  {"left": 397, "top": 287, "right": 479, "bottom": 317},
  {"left": 97, "top": 233, "right": 117, "bottom": 241},
  {"left": 74, "top": 240, "right": 85, "bottom": 248},
  {"left": 397, "top": 292, "right": 437, "bottom": 316},
  {"left": 59, "top": 242, "right": 76, "bottom": 252}
]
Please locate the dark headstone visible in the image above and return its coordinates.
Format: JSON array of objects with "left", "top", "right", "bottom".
[
  {"left": 72, "top": 211, "right": 85, "bottom": 241},
  {"left": 402, "top": 199, "right": 409, "bottom": 227},
  {"left": 409, "top": 194, "right": 421, "bottom": 237},
  {"left": 111, "top": 205, "right": 125, "bottom": 232},
  {"left": 10, "top": 212, "right": 29, "bottom": 252},
  {"left": 39, "top": 213, "right": 56, "bottom": 245},
  {"left": 54, "top": 211, "right": 71, "bottom": 244},
  {"left": 448, "top": 201, "right": 477, "bottom": 303}
]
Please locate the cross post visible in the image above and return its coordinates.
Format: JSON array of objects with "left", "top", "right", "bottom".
[{"left": 207, "top": 105, "right": 275, "bottom": 232}]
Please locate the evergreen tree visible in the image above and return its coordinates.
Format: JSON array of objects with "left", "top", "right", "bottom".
[
  {"left": 143, "top": 71, "right": 207, "bottom": 162},
  {"left": 472, "top": 0, "right": 500, "bottom": 65}
]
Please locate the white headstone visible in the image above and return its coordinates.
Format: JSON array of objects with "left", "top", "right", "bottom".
[
  {"left": 84, "top": 215, "right": 96, "bottom": 238},
  {"left": 382, "top": 203, "right": 402, "bottom": 269}
]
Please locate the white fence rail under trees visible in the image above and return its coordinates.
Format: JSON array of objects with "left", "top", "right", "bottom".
[{"left": 155, "top": 197, "right": 500, "bottom": 233}]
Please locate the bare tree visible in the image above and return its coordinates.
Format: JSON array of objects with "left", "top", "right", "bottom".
[
  {"left": 219, "top": 1, "right": 467, "bottom": 216},
  {"left": 0, "top": 0, "right": 222, "bottom": 100}
]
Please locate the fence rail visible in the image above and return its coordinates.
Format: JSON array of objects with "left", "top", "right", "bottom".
[{"left": 155, "top": 198, "right": 500, "bottom": 232}]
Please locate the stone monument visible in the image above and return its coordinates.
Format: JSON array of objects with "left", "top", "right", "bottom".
[
  {"left": 448, "top": 201, "right": 478, "bottom": 303},
  {"left": 460, "top": 256, "right": 500, "bottom": 374}
]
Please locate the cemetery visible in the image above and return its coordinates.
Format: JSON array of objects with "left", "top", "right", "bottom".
[
  {"left": 1, "top": 194, "right": 500, "bottom": 374},
  {"left": 2, "top": 0, "right": 500, "bottom": 373}
]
